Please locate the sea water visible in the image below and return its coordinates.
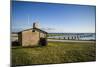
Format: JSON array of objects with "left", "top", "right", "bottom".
[{"left": 48, "top": 33, "right": 96, "bottom": 40}]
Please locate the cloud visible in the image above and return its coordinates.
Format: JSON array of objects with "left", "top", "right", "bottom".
[
  {"left": 41, "top": 27, "right": 56, "bottom": 33},
  {"left": 41, "top": 27, "right": 55, "bottom": 30}
]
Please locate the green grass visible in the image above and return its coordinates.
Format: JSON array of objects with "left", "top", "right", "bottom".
[{"left": 12, "top": 41, "right": 96, "bottom": 66}]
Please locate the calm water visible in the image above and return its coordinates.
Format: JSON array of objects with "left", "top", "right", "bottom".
[{"left": 48, "top": 33, "right": 96, "bottom": 40}]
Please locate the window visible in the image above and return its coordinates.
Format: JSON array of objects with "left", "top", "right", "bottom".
[{"left": 32, "top": 29, "right": 35, "bottom": 32}]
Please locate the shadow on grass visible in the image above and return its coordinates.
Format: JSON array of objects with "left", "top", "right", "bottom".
[{"left": 12, "top": 45, "right": 47, "bottom": 49}]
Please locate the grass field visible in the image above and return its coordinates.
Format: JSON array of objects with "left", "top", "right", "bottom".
[{"left": 12, "top": 41, "right": 96, "bottom": 66}]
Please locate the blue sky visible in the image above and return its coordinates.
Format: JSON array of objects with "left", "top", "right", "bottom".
[{"left": 11, "top": 1, "right": 96, "bottom": 33}]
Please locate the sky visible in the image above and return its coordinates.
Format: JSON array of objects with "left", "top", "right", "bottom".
[{"left": 11, "top": 1, "right": 96, "bottom": 33}]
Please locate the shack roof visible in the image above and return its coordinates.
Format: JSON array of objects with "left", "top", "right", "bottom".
[{"left": 18, "top": 27, "right": 48, "bottom": 34}]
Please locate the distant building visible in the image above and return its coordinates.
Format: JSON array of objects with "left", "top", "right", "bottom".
[
  {"left": 18, "top": 22, "right": 47, "bottom": 47},
  {"left": 11, "top": 32, "right": 18, "bottom": 42}
]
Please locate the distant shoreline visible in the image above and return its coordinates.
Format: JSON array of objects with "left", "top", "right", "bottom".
[{"left": 48, "top": 39, "right": 96, "bottom": 43}]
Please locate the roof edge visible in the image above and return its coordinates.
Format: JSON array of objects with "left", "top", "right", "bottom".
[{"left": 18, "top": 27, "right": 48, "bottom": 34}]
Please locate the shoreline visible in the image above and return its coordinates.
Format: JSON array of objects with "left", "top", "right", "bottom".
[{"left": 47, "top": 39, "right": 96, "bottom": 43}]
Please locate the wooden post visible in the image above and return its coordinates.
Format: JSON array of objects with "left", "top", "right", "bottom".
[{"left": 68, "top": 37, "right": 69, "bottom": 40}]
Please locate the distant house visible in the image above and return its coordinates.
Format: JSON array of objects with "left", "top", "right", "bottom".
[{"left": 18, "top": 22, "right": 47, "bottom": 47}]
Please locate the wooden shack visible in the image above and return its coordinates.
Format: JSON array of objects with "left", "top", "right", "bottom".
[{"left": 18, "top": 22, "right": 47, "bottom": 47}]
